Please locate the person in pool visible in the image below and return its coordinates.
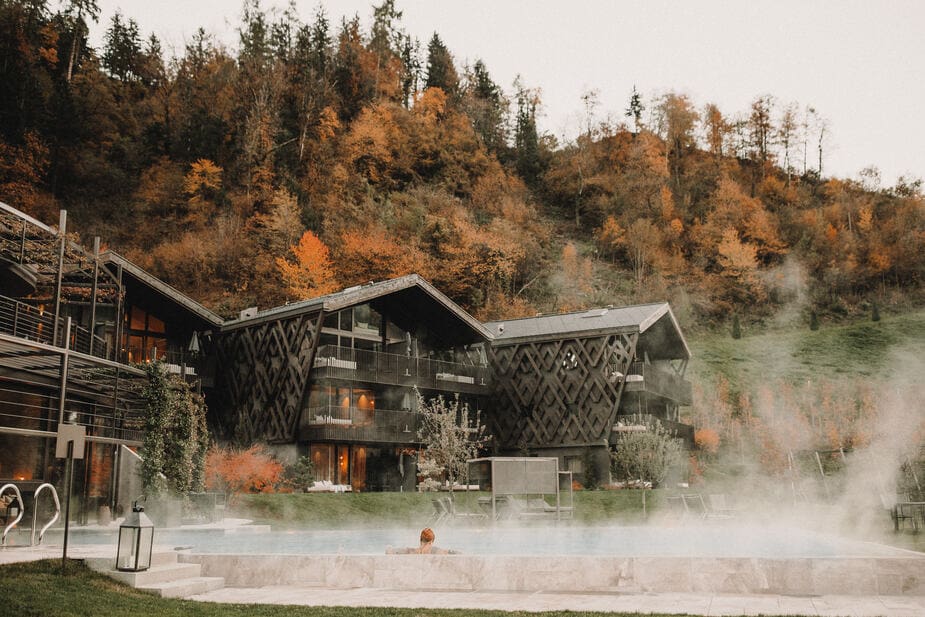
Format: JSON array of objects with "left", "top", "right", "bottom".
[{"left": 386, "top": 527, "right": 459, "bottom": 554}]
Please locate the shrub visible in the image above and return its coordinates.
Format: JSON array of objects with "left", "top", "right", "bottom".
[
  {"left": 204, "top": 444, "right": 283, "bottom": 500},
  {"left": 281, "top": 455, "right": 315, "bottom": 491},
  {"left": 139, "top": 363, "right": 209, "bottom": 496},
  {"left": 694, "top": 428, "right": 721, "bottom": 455},
  {"left": 610, "top": 419, "right": 682, "bottom": 488}
]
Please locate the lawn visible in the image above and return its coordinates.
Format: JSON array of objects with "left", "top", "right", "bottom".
[
  {"left": 688, "top": 308, "right": 925, "bottom": 388},
  {"left": 232, "top": 487, "right": 663, "bottom": 528},
  {"left": 0, "top": 559, "right": 758, "bottom": 617}
]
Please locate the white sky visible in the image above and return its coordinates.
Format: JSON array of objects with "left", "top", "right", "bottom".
[{"left": 87, "top": 0, "right": 925, "bottom": 186}]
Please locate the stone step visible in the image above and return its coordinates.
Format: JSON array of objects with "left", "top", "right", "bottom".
[
  {"left": 138, "top": 576, "right": 225, "bottom": 598},
  {"left": 103, "top": 562, "right": 202, "bottom": 587},
  {"left": 85, "top": 550, "right": 179, "bottom": 573}
]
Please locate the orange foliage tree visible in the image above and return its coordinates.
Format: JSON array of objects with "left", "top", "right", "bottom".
[
  {"left": 204, "top": 444, "right": 283, "bottom": 500},
  {"left": 276, "top": 230, "right": 339, "bottom": 300}
]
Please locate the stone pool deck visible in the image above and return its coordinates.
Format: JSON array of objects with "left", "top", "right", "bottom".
[
  {"left": 190, "top": 584, "right": 925, "bottom": 616},
  {"left": 3, "top": 545, "right": 925, "bottom": 616}
]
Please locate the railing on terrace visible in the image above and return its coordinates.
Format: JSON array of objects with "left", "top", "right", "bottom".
[
  {"left": 120, "top": 347, "right": 198, "bottom": 375},
  {"left": 625, "top": 361, "right": 693, "bottom": 405},
  {"left": 0, "top": 293, "right": 109, "bottom": 360},
  {"left": 302, "top": 405, "right": 421, "bottom": 444},
  {"left": 612, "top": 413, "right": 695, "bottom": 447},
  {"left": 0, "top": 379, "right": 146, "bottom": 444},
  {"left": 312, "top": 345, "right": 490, "bottom": 393}
]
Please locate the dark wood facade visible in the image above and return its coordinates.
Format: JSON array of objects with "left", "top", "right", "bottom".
[
  {"left": 213, "top": 311, "right": 322, "bottom": 443},
  {"left": 485, "top": 304, "right": 694, "bottom": 480},
  {"left": 487, "top": 332, "right": 638, "bottom": 449}
]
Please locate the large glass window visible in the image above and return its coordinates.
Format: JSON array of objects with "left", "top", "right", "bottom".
[
  {"left": 336, "top": 445, "right": 350, "bottom": 485},
  {"left": 308, "top": 443, "right": 367, "bottom": 490},
  {"left": 123, "top": 305, "right": 168, "bottom": 362},
  {"left": 351, "top": 447, "right": 367, "bottom": 491},
  {"left": 310, "top": 444, "right": 334, "bottom": 482}
]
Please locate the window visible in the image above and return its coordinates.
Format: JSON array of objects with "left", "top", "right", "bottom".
[
  {"left": 123, "top": 306, "right": 169, "bottom": 362},
  {"left": 311, "top": 444, "right": 334, "bottom": 482}
]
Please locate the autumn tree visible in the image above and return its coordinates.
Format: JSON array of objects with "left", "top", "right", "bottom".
[
  {"left": 276, "top": 230, "right": 339, "bottom": 299},
  {"left": 183, "top": 158, "right": 223, "bottom": 227},
  {"left": 416, "top": 389, "right": 489, "bottom": 494}
]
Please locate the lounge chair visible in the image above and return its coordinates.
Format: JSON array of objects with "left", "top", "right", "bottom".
[
  {"left": 431, "top": 498, "right": 450, "bottom": 524},
  {"left": 706, "top": 493, "right": 737, "bottom": 519},
  {"left": 441, "top": 496, "right": 487, "bottom": 521},
  {"left": 681, "top": 493, "right": 708, "bottom": 519}
]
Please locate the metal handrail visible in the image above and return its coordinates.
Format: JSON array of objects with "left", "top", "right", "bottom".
[
  {"left": 30, "top": 483, "right": 61, "bottom": 546},
  {"left": 1, "top": 483, "right": 24, "bottom": 546}
]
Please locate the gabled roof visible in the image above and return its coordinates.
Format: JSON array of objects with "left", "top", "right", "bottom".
[
  {"left": 485, "top": 302, "right": 691, "bottom": 360},
  {"left": 101, "top": 251, "right": 224, "bottom": 328},
  {"left": 222, "top": 274, "right": 493, "bottom": 344}
]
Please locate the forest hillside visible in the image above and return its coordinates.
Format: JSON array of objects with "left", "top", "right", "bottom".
[{"left": 1, "top": 0, "right": 922, "bottom": 333}]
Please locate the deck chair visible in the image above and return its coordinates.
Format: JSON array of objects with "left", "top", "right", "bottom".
[
  {"left": 665, "top": 495, "right": 688, "bottom": 518},
  {"left": 431, "top": 498, "right": 450, "bottom": 524},
  {"left": 681, "top": 493, "right": 708, "bottom": 519},
  {"left": 706, "top": 493, "right": 737, "bottom": 519},
  {"left": 442, "top": 496, "right": 487, "bottom": 521}
]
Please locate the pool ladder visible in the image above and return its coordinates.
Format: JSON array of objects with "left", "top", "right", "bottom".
[{"left": 1, "top": 482, "right": 61, "bottom": 547}]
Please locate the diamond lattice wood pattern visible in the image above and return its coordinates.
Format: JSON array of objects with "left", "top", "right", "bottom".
[
  {"left": 486, "top": 333, "right": 637, "bottom": 449},
  {"left": 213, "top": 312, "right": 320, "bottom": 442}
]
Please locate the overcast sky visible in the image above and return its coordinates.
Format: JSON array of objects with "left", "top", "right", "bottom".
[{"left": 88, "top": 0, "right": 924, "bottom": 186}]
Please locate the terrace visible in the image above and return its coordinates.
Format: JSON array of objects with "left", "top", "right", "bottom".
[
  {"left": 311, "top": 344, "right": 491, "bottom": 394},
  {"left": 624, "top": 360, "right": 693, "bottom": 405},
  {"left": 301, "top": 406, "right": 421, "bottom": 444}
]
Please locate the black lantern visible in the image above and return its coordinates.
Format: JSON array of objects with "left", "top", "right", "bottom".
[{"left": 116, "top": 501, "right": 154, "bottom": 571}]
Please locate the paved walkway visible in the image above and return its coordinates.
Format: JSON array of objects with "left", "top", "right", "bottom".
[{"left": 190, "top": 584, "right": 925, "bottom": 616}]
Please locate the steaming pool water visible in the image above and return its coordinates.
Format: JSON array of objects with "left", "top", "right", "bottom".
[{"left": 78, "top": 523, "right": 909, "bottom": 558}]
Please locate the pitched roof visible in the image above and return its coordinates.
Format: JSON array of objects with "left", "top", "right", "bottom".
[
  {"left": 485, "top": 303, "right": 691, "bottom": 360},
  {"left": 222, "top": 274, "right": 493, "bottom": 343},
  {"left": 101, "top": 251, "right": 224, "bottom": 327}
]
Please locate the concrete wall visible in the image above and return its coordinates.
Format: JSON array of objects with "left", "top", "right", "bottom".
[{"left": 184, "top": 552, "right": 925, "bottom": 596}]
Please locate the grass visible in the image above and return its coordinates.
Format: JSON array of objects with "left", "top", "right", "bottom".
[
  {"left": 688, "top": 308, "right": 925, "bottom": 389},
  {"left": 0, "top": 559, "right": 742, "bottom": 617},
  {"left": 233, "top": 488, "right": 663, "bottom": 528}
]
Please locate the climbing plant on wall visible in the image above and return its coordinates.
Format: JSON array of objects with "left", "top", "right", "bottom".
[{"left": 140, "top": 363, "right": 209, "bottom": 495}]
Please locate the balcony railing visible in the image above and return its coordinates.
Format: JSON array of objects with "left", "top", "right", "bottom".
[
  {"left": 311, "top": 345, "right": 490, "bottom": 393},
  {"left": 302, "top": 404, "right": 422, "bottom": 444},
  {"left": 0, "top": 293, "right": 109, "bottom": 360},
  {"left": 624, "top": 361, "right": 693, "bottom": 405},
  {"left": 612, "top": 413, "right": 695, "bottom": 447}
]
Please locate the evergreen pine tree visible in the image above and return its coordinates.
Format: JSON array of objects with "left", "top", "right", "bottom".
[
  {"left": 731, "top": 314, "right": 741, "bottom": 339},
  {"left": 872, "top": 302, "right": 881, "bottom": 322},
  {"left": 424, "top": 33, "right": 457, "bottom": 97}
]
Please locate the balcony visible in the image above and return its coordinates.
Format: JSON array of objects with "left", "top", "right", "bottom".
[
  {"left": 301, "top": 405, "right": 421, "bottom": 444},
  {"left": 0, "top": 293, "right": 109, "bottom": 360},
  {"left": 311, "top": 345, "right": 490, "bottom": 394},
  {"left": 611, "top": 413, "right": 695, "bottom": 447},
  {"left": 623, "top": 361, "right": 692, "bottom": 405}
]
